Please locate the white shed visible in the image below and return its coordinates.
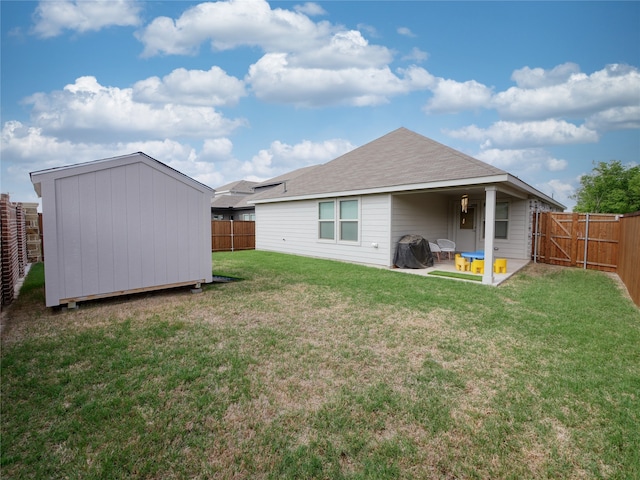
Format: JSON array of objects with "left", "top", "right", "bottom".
[{"left": 31, "top": 152, "right": 214, "bottom": 307}]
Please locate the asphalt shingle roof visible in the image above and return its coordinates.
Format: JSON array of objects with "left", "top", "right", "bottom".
[
  {"left": 211, "top": 195, "right": 250, "bottom": 209},
  {"left": 214, "top": 180, "right": 258, "bottom": 194},
  {"left": 252, "top": 128, "right": 508, "bottom": 201}
]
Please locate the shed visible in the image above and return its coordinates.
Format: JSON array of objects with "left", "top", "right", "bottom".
[{"left": 30, "top": 152, "right": 214, "bottom": 307}]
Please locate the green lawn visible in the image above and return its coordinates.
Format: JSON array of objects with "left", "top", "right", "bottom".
[{"left": 2, "top": 251, "right": 639, "bottom": 479}]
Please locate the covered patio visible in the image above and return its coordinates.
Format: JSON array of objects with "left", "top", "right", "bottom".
[{"left": 390, "top": 257, "right": 530, "bottom": 286}]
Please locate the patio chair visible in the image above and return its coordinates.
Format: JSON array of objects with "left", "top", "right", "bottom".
[
  {"left": 455, "top": 253, "right": 470, "bottom": 271},
  {"left": 471, "top": 259, "right": 485, "bottom": 274},
  {"left": 429, "top": 241, "right": 442, "bottom": 261},
  {"left": 436, "top": 239, "right": 456, "bottom": 260},
  {"left": 494, "top": 258, "right": 507, "bottom": 273}
]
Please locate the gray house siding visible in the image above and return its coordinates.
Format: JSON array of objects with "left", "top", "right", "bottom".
[
  {"left": 360, "top": 194, "right": 393, "bottom": 266},
  {"left": 391, "top": 193, "right": 450, "bottom": 246},
  {"left": 256, "top": 194, "right": 392, "bottom": 267},
  {"left": 471, "top": 198, "right": 529, "bottom": 260}
]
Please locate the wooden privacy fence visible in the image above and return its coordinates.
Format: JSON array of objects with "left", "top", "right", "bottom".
[
  {"left": 211, "top": 220, "right": 255, "bottom": 252},
  {"left": 531, "top": 212, "right": 620, "bottom": 272},
  {"left": 617, "top": 211, "right": 640, "bottom": 308}
]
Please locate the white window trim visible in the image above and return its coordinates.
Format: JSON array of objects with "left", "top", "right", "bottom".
[
  {"left": 338, "top": 197, "right": 361, "bottom": 244},
  {"left": 318, "top": 200, "right": 336, "bottom": 242},
  {"left": 317, "top": 197, "right": 361, "bottom": 244},
  {"left": 482, "top": 200, "right": 510, "bottom": 240}
]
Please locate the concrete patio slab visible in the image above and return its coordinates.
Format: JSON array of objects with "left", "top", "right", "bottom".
[{"left": 389, "top": 258, "right": 530, "bottom": 286}]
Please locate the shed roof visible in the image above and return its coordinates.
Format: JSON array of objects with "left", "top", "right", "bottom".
[
  {"left": 252, "top": 127, "right": 564, "bottom": 209},
  {"left": 30, "top": 152, "right": 214, "bottom": 197}
]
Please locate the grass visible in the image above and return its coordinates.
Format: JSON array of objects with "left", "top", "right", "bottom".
[
  {"left": 427, "top": 270, "right": 483, "bottom": 282},
  {"left": 2, "top": 251, "right": 639, "bottom": 479}
]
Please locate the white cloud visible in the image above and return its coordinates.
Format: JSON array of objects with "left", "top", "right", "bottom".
[
  {"left": 545, "top": 157, "right": 569, "bottom": 172},
  {"left": 31, "top": 0, "right": 141, "bottom": 38},
  {"left": 397, "top": 27, "right": 416, "bottom": 38},
  {"left": 132, "top": 67, "right": 246, "bottom": 107},
  {"left": 247, "top": 54, "right": 432, "bottom": 107},
  {"left": 294, "top": 2, "right": 326, "bottom": 16},
  {"left": 135, "top": 1, "right": 433, "bottom": 107},
  {"left": 475, "top": 148, "right": 568, "bottom": 174},
  {"left": 493, "top": 64, "right": 640, "bottom": 120},
  {"left": 1, "top": 120, "right": 225, "bottom": 189},
  {"left": 240, "top": 138, "right": 354, "bottom": 179},
  {"left": 585, "top": 105, "right": 640, "bottom": 131},
  {"left": 268, "top": 138, "right": 355, "bottom": 166},
  {"left": 290, "top": 30, "right": 393, "bottom": 69},
  {"left": 473, "top": 147, "right": 573, "bottom": 207},
  {"left": 511, "top": 62, "right": 580, "bottom": 88},
  {"left": 357, "top": 23, "right": 379, "bottom": 39},
  {"left": 402, "top": 47, "right": 428, "bottom": 63},
  {"left": 2, "top": 121, "right": 80, "bottom": 168},
  {"left": 447, "top": 120, "right": 599, "bottom": 149},
  {"left": 136, "top": 0, "right": 334, "bottom": 57},
  {"left": 424, "top": 63, "right": 639, "bottom": 150},
  {"left": 25, "top": 76, "right": 246, "bottom": 142},
  {"left": 201, "top": 138, "right": 234, "bottom": 159},
  {"left": 425, "top": 78, "right": 493, "bottom": 113},
  {"left": 542, "top": 179, "right": 576, "bottom": 209}
]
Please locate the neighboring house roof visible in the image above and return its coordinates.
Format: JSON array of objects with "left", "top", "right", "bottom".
[
  {"left": 211, "top": 194, "right": 254, "bottom": 209},
  {"left": 212, "top": 165, "right": 323, "bottom": 210},
  {"left": 253, "top": 164, "right": 321, "bottom": 190},
  {"left": 251, "top": 127, "right": 565, "bottom": 209},
  {"left": 211, "top": 180, "right": 259, "bottom": 210},
  {"left": 214, "top": 180, "right": 259, "bottom": 195}
]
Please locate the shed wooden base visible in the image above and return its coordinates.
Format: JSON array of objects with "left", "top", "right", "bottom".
[{"left": 59, "top": 279, "right": 207, "bottom": 308}]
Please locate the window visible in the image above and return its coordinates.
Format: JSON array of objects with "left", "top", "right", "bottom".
[
  {"left": 339, "top": 200, "right": 359, "bottom": 241},
  {"left": 494, "top": 202, "right": 509, "bottom": 239},
  {"left": 318, "top": 198, "right": 360, "bottom": 242},
  {"left": 318, "top": 201, "right": 335, "bottom": 240},
  {"left": 242, "top": 213, "right": 255, "bottom": 221},
  {"left": 482, "top": 201, "right": 509, "bottom": 239}
]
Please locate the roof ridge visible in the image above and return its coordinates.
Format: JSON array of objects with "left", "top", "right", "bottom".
[{"left": 252, "top": 128, "right": 510, "bottom": 201}]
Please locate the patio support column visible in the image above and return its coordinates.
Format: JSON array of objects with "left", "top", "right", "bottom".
[{"left": 483, "top": 186, "right": 496, "bottom": 285}]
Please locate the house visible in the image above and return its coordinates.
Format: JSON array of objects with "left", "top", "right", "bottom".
[
  {"left": 211, "top": 180, "right": 259, "bottom": 220},
  {"left": 30, "top": 152, "right": 214, "bottom": 307},
  {"left": 251, "top": 128, "right": 565, "bottom": 285}
]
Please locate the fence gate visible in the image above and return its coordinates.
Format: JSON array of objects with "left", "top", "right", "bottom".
[
  {"left": 532, "top": 212, "right": 619, "bottom": 272},
  {"left": 211, "top": 220, "right": 255, "bottom": 252}
]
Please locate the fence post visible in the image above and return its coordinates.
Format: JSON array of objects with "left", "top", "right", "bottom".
[
  {"left": 583, "top": 213, "right": 590, "bottom": 269},
  {"left": 230, "top": 220, "right": 234, "bottom": 252},
  {"left": 545, "top": 212, "right": 553, "bottom": 263},
  {"left": 569, "top": 213, "right": 579, "bottom": 267}
]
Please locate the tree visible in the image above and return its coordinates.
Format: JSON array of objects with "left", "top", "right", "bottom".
[{"left": 572, "top": 160, "right": 640, "bottom": 214}]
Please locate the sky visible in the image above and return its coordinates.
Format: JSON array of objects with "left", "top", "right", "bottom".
[{"left": 2, "top": 1, "right": 639, "bottom": 211}]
